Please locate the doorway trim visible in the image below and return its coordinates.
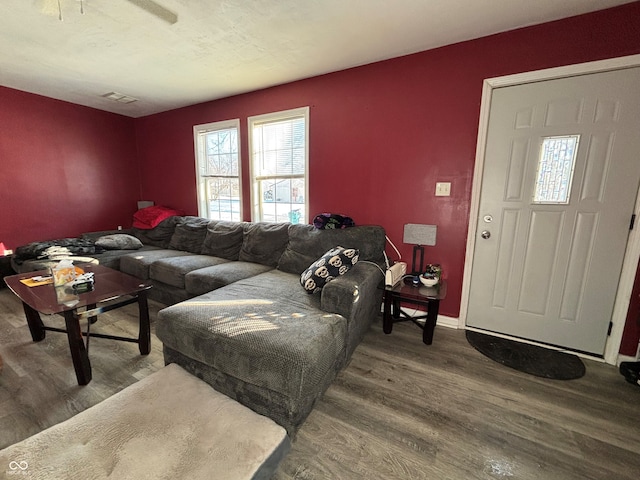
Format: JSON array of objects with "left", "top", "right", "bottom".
[{"left": 460, "top": 54, "right": 640, "bottom": 365}]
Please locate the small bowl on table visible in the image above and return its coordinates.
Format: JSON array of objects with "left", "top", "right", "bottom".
[{"left": 419, "top": 275, "right": 439, "bottom": 287}]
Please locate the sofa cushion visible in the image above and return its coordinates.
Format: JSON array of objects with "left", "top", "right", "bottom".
[
  {"left": 278, "top": 224, "right": 386, "bottom": 275},
  {"left": 157, "top": 271, "right": 347, "bottom": 404},
  {"left": 132, "top": 216, "right": 182, "bottom": 248},
  {"left": 201, "top": 221, "right": 246, "bottom": 260},
  {"left": 95, "top": 234, "right": 143, "bottom": 250},
  {"left": 92, "top": 245, "right": 160, "bottom": 271},
  {"left": 120, "top": 249, "right": 193, "bottom": 280},
  {"left": 150, "top": 255, "right": 232, "bottom": 289},
  {"left": 169, "top": 218, "right": 211, "bottom": 254},
  {"left": 300, "top": 246, "right": 359, "bottom": 294},
  {"left": 239, "top": 222, "right": 290, "bottom": 267},
  {"left": 184, "top": 262, "right": 273, "bottom": 296}
]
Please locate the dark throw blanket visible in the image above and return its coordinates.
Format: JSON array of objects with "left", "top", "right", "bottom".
[{"left": 13, "top": 238, "right": 104, "bottom": 265}]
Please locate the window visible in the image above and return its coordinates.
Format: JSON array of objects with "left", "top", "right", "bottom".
[
  {"left": 194, "top": 119, "right": 241, "bottom": 221},
  {"left": 248, "top": 107, "right": 309, "bottom": 223},
  {"left": 533, "top": 135, "right": 580, "bottom": 204}
]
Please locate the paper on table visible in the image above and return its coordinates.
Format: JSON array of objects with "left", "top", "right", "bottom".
[{"left": 20, "top": 277, "right": 53, "bottom": 287}]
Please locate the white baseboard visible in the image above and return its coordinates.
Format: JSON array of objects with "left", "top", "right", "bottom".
[
  {"left": 436, "top": 315, "right": 459, "bottom": 329},
  {"left": 617, "top": 354, "right": 640, "bottom": 365},
  {"left": 379, "top": 303, "right": 460, "bottom": 330}
]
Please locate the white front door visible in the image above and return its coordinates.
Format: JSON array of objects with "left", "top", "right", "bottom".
[{"left": 467, "top": 67, "right": 640, "bottom": 355}]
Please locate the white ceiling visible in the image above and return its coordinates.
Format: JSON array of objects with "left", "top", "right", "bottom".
[{"left": 0, "top": 0, "right": 633, "bottom": 117}]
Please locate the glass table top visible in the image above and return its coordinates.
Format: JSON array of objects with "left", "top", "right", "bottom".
[{"left": 4, "top": 263, "right": 151, "bottom": 315}]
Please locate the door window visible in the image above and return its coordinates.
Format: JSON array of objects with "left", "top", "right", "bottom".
[{"left": 533, "top": 135, "right": 580, "bottom": 204}]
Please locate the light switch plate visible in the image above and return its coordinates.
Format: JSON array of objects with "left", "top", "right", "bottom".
[{"left": 435, "top": 182, "right": 451, "bottom": 196}]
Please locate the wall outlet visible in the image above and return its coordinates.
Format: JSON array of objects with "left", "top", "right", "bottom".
[
  {"left": 117, "top": 225, "right": 122, "bottom": 230},
  {"left": 435, "top": 182, "right": 451, "bottom": 196}
]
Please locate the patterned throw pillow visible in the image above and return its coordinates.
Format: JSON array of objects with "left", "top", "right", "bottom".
[
  {"left": 313, "top": 213, "right": 355, "bottom": 229},
  {"left": 300, "top": 246, "right": 360, "bottom": 294}
]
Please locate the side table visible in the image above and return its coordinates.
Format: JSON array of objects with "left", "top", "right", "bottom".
[
  {"left": 382, "top": 279, "right": 447, "bottom": 344},
  {"left": 0, "top": 254, "right": 14, "bottom": 288}
]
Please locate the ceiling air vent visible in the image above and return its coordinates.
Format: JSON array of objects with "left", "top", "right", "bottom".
[{"left": 102, "top": 92, "right": 138, "bottom": 104}]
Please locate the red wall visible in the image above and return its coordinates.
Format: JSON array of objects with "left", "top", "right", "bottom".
[
  {"left": 0, "top": 87, "right": 140, "bottom": 248},
  {"left": 134, "top": 3, "right": 640, "bottom": 320},
  {"left": 621, "top": 258, "right": 640, "bottom": 356}
]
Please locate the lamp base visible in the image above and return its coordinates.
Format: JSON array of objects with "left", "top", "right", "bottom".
[{"left": 411, "top": 245, "right": 424, "bottom": 276}]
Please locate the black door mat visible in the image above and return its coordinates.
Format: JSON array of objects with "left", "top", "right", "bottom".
[
  {"left": 466, "top": 330, "right": 586, "bottom": 380},
  {"left": 620, "top": 361, "right": 640, "bottom": 387}
]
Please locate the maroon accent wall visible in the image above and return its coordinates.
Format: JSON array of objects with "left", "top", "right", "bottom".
[
  {"left": 0, "top": 87, "right": 140, "bottom": 249},
  {"left": 621, "top": 258, "right": 640, "bottom": 356},
  {"left": 134, "top": 3, "right": 640, "bottom": 320}
]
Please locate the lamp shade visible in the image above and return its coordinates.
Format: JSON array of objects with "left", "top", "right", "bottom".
[{"left": 403, "top": 224, "right": 437, "bottom": 246}]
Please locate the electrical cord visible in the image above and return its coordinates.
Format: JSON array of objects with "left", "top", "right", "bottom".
[{"left": 359, "top": 260, "right": 385, "bottom": 277}]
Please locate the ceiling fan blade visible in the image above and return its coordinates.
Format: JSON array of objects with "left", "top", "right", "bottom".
[{"left": 127, "top": 0, "right": 178, "bottom": 24}]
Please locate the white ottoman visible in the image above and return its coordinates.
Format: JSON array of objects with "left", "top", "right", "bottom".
[{"left": 0, "top": 364, "right": 290, "bottom": 479}]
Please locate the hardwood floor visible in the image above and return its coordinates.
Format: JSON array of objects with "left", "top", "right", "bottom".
[{"left": 1, "top": 287, "right": 638, "bottom": 479}]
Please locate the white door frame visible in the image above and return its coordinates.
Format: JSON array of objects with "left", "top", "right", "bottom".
[{"left": 460, "top": 54, "right": 640, "bottom": 365}]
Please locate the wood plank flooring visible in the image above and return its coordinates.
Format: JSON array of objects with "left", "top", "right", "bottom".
[{"left": 1, "top": 287, "right": 639, "bottom": 479}]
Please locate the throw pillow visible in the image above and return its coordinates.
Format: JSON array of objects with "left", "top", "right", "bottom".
[
  {"left": 168, "top": 220, "right": 209, "bottom": 254},
  {"left": 313, "top": 213, "right": 355, "bottom": 230},
  {"left": 300, "top": 246, "right": 359, "bottom": 294},
  {"left": 133, "top": 205, "right": 184, "bottom": 229},
  {"left": 131, "top": 216, "right": 181, "bottom": 248},
  {"left": 238, "top": 222, "right": 290, "bottom": 267},
  {"left": 95, "top": 234, "right": 143, "bottom": 250},
  {"left": 201, "top": 221, "right": 245, "bottom": 260}
]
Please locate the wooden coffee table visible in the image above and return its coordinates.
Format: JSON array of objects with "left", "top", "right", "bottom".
[{"left": 4, "top": 264, "right": 152, "bottom": 385}]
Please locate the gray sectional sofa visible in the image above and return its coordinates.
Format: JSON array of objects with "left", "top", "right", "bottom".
[{"left": 13, "top": 216, "right": 387, "bottom": 436}]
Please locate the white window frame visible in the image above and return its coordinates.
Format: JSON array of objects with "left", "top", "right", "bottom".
[
  {"left": 193, "top": 119, "right": 242, "bottom": 221},
  {"left": 248, "top": 106, "right": 309, "bottom": 223}
]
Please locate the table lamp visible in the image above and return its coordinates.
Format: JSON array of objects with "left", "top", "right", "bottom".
[{"left": 403, "top": 224, "right": 437, "bottom": 275}]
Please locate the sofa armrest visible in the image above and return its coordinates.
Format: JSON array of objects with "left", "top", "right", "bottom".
[{"left": 320, "top": 262, "right": 384, "bottom": 320}]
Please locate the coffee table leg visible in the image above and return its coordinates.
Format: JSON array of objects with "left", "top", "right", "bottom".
[
  {"left": 63, "top": 310, "right": 92, "bottom": 385},
  {"left": 22, "top": 302, "right": 45, "bottom": 341},
  {"left": 137, "top": 291, "right": 150, "bottom": 355},
  {"left": 423, "top": 299, "right": 440, "bottom": 345},
  {"left": 87, "top": 303, "right": 98, "bottom": 325}
]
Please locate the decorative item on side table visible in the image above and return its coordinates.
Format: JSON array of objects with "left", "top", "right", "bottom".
[{"left": 420, "top": 264, "right": 441, "bottom": 287}]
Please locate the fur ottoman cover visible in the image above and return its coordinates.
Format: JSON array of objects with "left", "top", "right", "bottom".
[{"left": 0, "top": 364, "right": 290, "bottom": 479}]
